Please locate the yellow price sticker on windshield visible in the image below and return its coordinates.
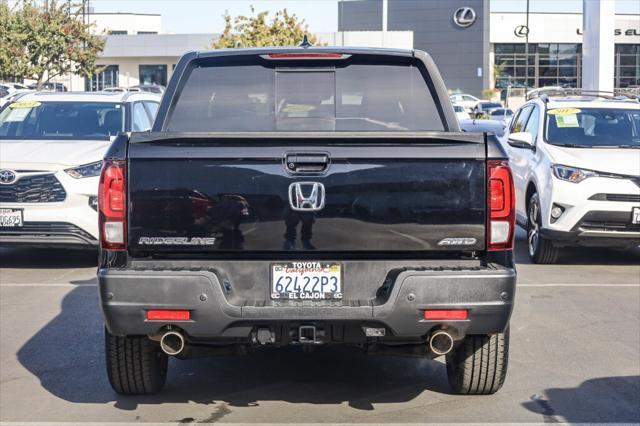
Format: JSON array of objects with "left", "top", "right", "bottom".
[
  {"left": 282, "top": 104, "right": 316, "bottom": 113},
  {"left": 9, "top": 101, "right": 41, "bottom": 109},
  {"left": 547, "top": 108, "right": 581, "bottom": 115}
]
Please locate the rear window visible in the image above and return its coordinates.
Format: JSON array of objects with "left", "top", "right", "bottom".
[
  {"left": 545, "top": 107, "right": 640, "bottom": 148},
  {"left": 0, "top": 101, "right": 125, "bottom": 140},
  {"left": 167, "top": 59, "right": 444, "bottom": 132}
]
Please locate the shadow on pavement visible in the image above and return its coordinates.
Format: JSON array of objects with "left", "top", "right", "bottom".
[
  {"left": 0, "top": 247, "right": 97, "bottom": 269},
  {"left": 17, "top": 285, "right": 450, "bottom": 414},
  {"left": 522, "top": 376, "right": 640, "bottom": 423},
  {"left": 513, "top": 228, "right": 640, "bottom": 266}
]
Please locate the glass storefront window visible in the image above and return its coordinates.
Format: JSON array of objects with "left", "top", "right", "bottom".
[
  {"left": 615, "top": 44, "right": 639, "bottom": 88},
  {"left": 139, "top": 65, "right": 167, "bottom": 86},
  {"left": 85, "top": 65, "right": 119, "bottom": 92},
  {"left": 494, "top": 43, "right": 581, "bottom": 89}
]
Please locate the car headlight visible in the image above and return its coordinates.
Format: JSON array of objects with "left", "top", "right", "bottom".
[
  {"left": 64, "top": 161, "right": 103, "bottom": 179},
  {"left": 551, "top": 164, "right": 599, "bottom": 183}
]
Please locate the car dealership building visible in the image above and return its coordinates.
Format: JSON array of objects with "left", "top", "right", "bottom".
[
  {"left": 53, "top": 2, "right": 639, "bottom": 98},
  {"left": 337, "top": 0, "right": 639, "bottom": 96}
]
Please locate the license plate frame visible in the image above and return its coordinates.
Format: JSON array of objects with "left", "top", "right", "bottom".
[
  {"left": 270, "top": 262, "right": 342, "bottom": 300},
  {"left": 632, "top": 207, "right": 640, "bottom": 225},
  {"left": 0, "top": 208, "right": 23, "bottom": 228}
]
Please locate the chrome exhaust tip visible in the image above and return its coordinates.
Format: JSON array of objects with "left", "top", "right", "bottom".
[
  {"left": 429, "top": 330, "right": 454, "bottom": 356},
  {"left": 160, "top": 330, "right": 185, "bottom": 356}
]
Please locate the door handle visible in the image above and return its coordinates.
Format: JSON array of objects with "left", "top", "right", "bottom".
[{"left": 285, "top": 153, "right": 329, "bottom": 173}]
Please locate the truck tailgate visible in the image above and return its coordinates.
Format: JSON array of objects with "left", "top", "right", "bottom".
[{"left": 127, "top": 133, "right": 486, "bottom": 255}]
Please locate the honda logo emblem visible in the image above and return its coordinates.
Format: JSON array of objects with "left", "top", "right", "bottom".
[
  {"left": 453, "top": 7, "right": 476, "bottom": 28},
  {"left": 288, "top": 182, "right": 325, "bottom": 212}
]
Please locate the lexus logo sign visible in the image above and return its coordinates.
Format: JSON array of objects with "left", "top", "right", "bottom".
[
  {"left": 453, "top": 7, "right": 476, "bottom": 28},
  {"left": 514, "top": 25, "right": 529, "bottom": 38}
]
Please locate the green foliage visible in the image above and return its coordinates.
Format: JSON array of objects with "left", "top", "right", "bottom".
[
  {"left": 213, "top": 6, "right": 319, "bottom": 49},
  {"left": 492, "top": 61, "right": 506, "bottom": 89},
  {"left": 0, "top": 0, "right": 104, "bottom": 88},
  {"left": 482, "top": 88, "right": 497, "bottom": 100}
]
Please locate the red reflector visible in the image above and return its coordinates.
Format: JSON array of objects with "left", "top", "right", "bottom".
[
  {"left": 267, "top": 53, "right": 346, "bottom": 59},
  {"left": 424, "top": 309, "right": 468, "bottom": 320},
  {"left": 146, "top": 310, "right": 191, "bottom": 321}
]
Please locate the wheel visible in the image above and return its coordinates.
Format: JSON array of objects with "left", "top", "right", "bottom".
[
  {"left": 445, "top": 329, "right": 509, "bottom": 395},
  {"left": 105, "top": 328, "right": 168, "bottom": 395},
  {"left": 527, "top": 193, "right": 560, "bottom": 264}
]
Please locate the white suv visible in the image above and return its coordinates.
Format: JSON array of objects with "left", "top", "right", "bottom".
[
  {"left": 501, "top": 94, "right": 640, "bottom": 263},
  {"left": 0, "top": 91, "right": 160, "bottom": 248}
]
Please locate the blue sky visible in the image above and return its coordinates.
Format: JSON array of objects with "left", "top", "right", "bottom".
[{"left": 90, "top": 0, "right": 640, "bottom": 34}]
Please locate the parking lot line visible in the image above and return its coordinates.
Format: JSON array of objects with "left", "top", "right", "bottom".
[
  {"left": 1, "top": 283, "right": 639, "bottom": 288},
  {"left": 518, "top": 283, "right": 640, "bottom": 287},
  {"left": 0, "top": 283, "right": 97, "bottom": 287}
]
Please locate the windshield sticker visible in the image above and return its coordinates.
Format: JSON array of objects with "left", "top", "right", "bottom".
[
  {"left": 547, "top": 108, "right": 581, "bottom": 115},
  {"left": 555, "top": 114, "right": 579, "bottom": 128},
  {"left": 281, "top": 104, "right": 316, "bottom": 113},
  {"left": 4, "top": 107, "right": 31, "bottom": 122},
  {"left": 9, "top": 101, "right": 41, "bottom": 109}
]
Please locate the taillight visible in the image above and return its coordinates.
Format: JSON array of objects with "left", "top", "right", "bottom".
[
  {"left": 98, "top": 159, "right": 127, "bottom": 250},
  {"left": 487, "top": 160, "right": 515, "bottom": 250}
]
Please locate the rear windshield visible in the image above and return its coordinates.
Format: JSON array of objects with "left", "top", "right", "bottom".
[
  {"left": 0, "top": 101, "right": 125, "bottom": 140},
  {"left": 167, "top": 59, "right": 444, "bottom": 132},
  {"left": 545, "top": 108, "right": 640, "bottom": 148}
]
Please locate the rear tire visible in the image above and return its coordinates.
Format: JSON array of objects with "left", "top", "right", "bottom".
[
  {"left": 527, "top": 193, "right": 560, "bottom": 264},
  {"left": 445, "top": 329, "right": 509, "bottom": 395},
  {"left": 105, "top": 328, "right": 168, "bottom": 395}
]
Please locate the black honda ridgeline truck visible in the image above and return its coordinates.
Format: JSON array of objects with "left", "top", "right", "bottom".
[{"left": 98, "top": 47, "right": 517, "bottom": 395}]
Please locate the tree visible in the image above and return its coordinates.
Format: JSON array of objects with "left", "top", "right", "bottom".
[
  {"left": 213, "top": 6, "right": 319, "bottom": 49},
  {"left": 0, "top": 2, "right": 23, "bottom": 81},
  {"left": 0, "top": 0, "right": 104, "bottom": 89}
]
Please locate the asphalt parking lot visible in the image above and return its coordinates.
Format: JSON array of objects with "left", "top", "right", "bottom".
[{"left": 1, "top": 229, "right": 639, "bottom": 424}]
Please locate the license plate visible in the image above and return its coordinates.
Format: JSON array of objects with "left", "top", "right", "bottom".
[
  {"left": 271, "top": 262, "right": 342, "bottom": 300},
  {"left": 0, "top": 208, "right": 23, "bottom": 228},
  {"left": 633, "top": 207, "right": 640, "bottom": 225}
]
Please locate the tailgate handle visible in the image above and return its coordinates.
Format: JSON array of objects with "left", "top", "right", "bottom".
[{"left": 286, "top": 153, "right": 329, "bottom": 173}]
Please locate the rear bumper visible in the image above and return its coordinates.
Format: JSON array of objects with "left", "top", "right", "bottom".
[{"left": 99, "top": 265, "right": 516, "bottom": 340}]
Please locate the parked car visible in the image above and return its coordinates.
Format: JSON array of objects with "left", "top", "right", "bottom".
[
  {"left": 450, "top": 93, "right": 480, "bottom": 113},
  {"left": 1, "top": 82, "right": 29, "bottom": 93},
  {"left": 488, "top": 108, "right": 514, "bottom": 124},
  {"left": 0, "top": 89, "right": 35, "bottom": 109},
  {"left": 0, "top": 86, "right": 9, "bottom": 101},
  {"left": 453, "top": 104, "right": 471, "bottom": 121},
  {"left": 0, "top": 91, "right": 161, "bottom": 248},
  {"left": 27, "top": 82, "right": 68, "bottom": 92},
  {"left": 98, "top": 47, "right": 516, "bottom": 396},
  {"left": 459, "top": 118, "right": 507, "bottom": 138},
  {"left": 501, "top": 93, "right": 640, "bottom": 263},
  {"left": 129, "top": 84, "right": 165, "bottom": 94},
  {"left": 473, "top": 101, "right": 503, "bottom": 118}
]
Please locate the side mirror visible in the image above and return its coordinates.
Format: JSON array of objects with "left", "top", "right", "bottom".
[{"left": 508, "top": 131, "right": 534, "bottom": 149}]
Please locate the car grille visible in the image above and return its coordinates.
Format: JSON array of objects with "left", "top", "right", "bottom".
[
  {"left": 574, "top": 211, "right": 640, "bottom": 233},
  {"left": 0, "top": 174, "right": 66, "bottom": 203},
  {"left": 589, "top": 193, "right": 640, "bottom": 203},
  {"left": 0, "top": 222, "right": 96, "bottom": 242}
]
